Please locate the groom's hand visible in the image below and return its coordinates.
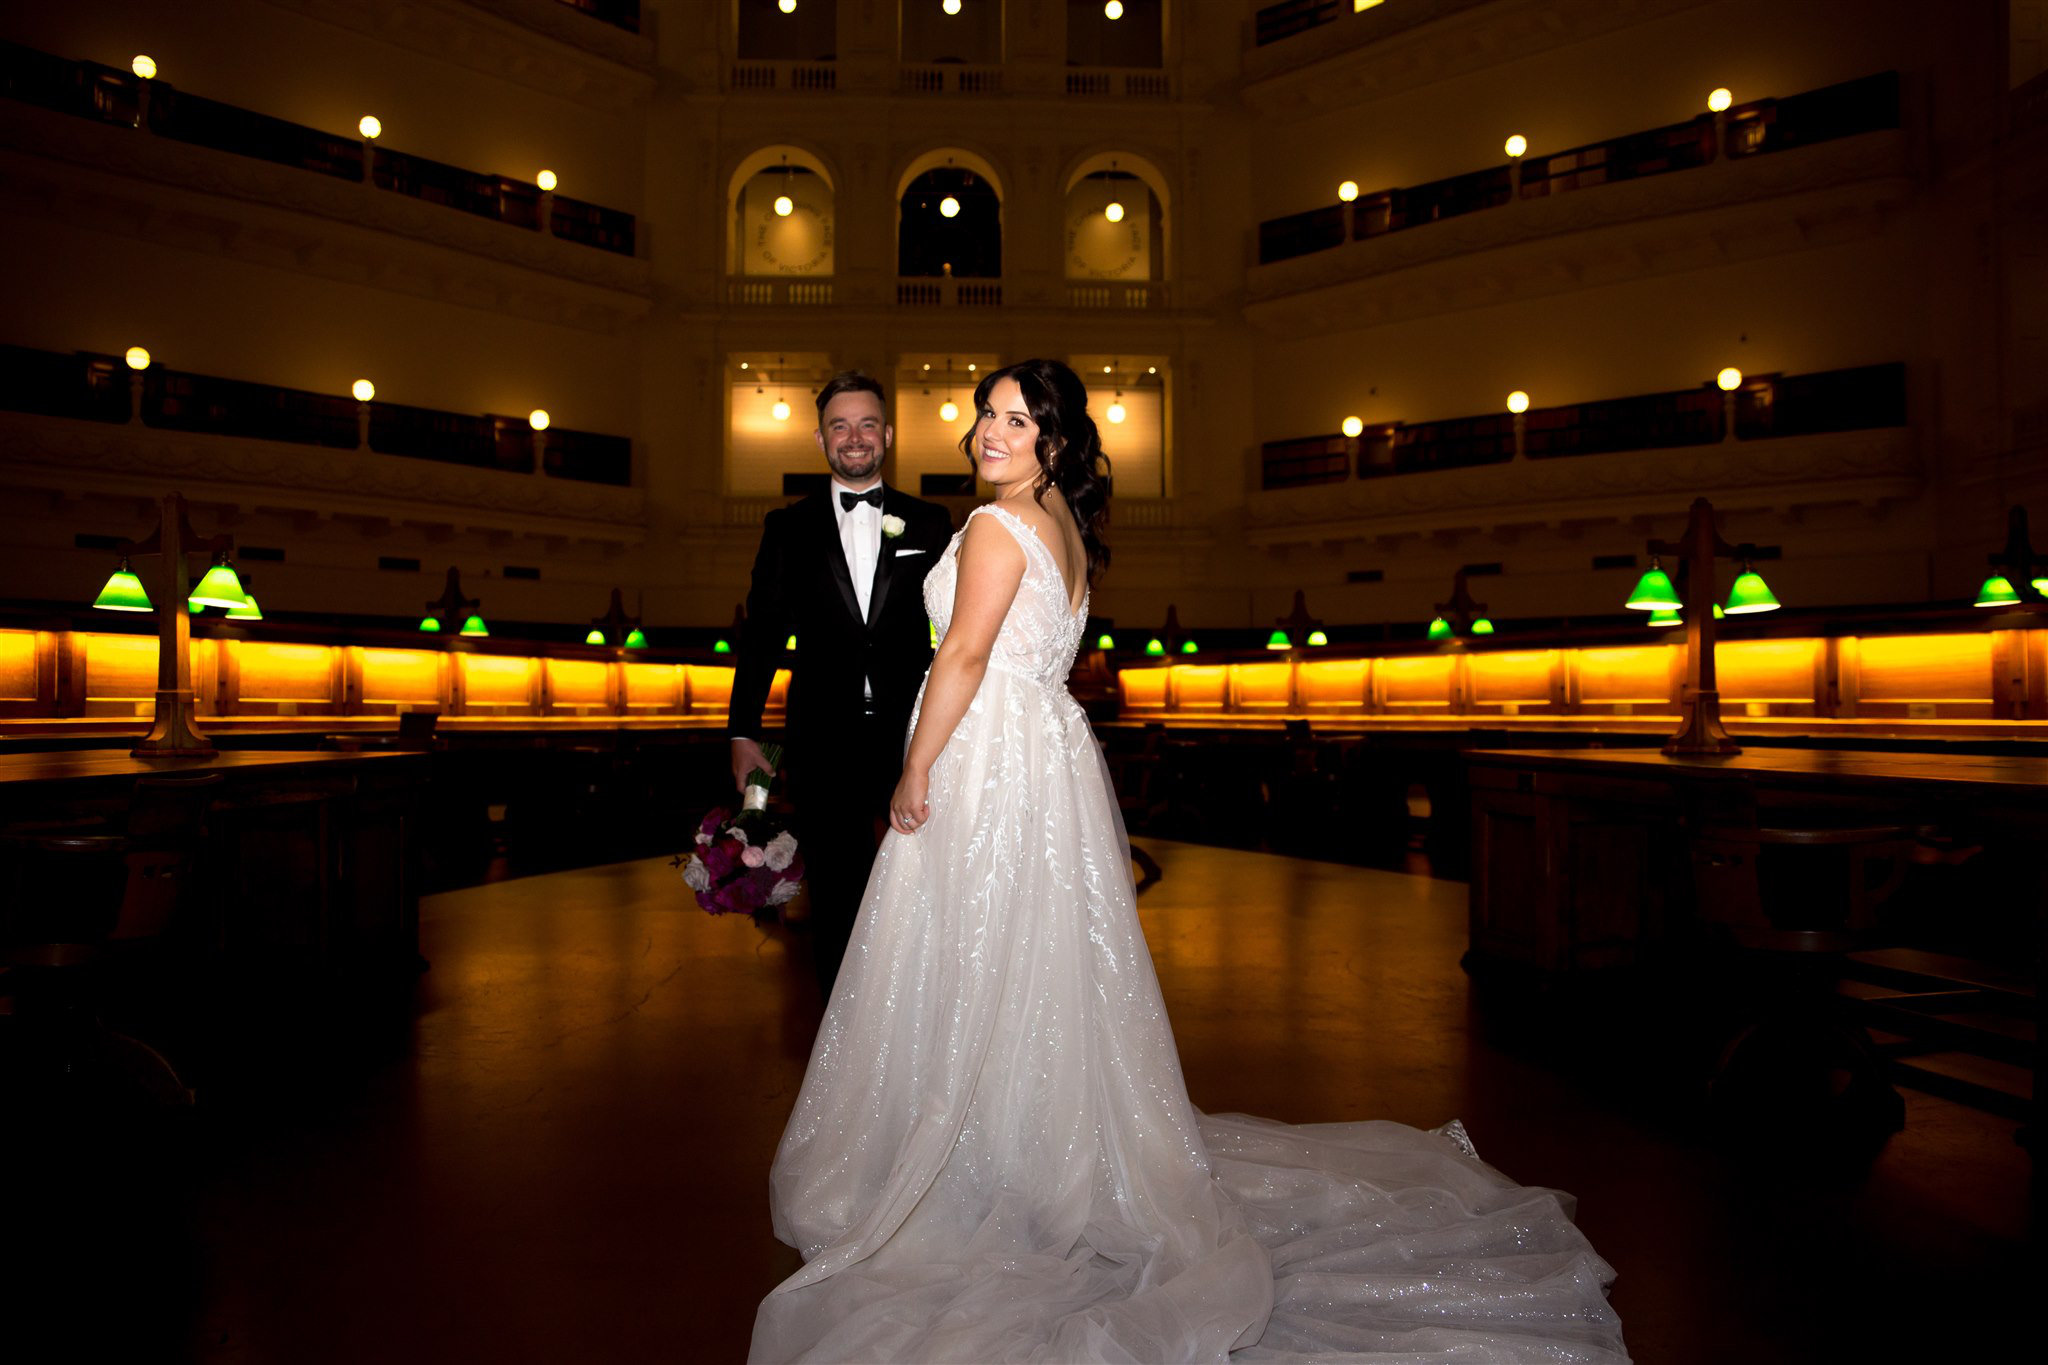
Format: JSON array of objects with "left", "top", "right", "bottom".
[{"left": 731, "top": 737, "right": 774, "bottom": 793}]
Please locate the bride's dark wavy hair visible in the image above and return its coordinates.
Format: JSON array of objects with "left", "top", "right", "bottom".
[{"left": 958, "top": 358, "right": 1113, "bottom": 581}]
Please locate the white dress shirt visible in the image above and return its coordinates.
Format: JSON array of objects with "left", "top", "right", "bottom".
[{"left": 831, "top": 479, "right": 883, "bottom": 703}]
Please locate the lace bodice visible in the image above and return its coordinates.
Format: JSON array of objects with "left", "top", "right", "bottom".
[{"left": 923, "top": 503, "right": 1090, "bottom": 688}]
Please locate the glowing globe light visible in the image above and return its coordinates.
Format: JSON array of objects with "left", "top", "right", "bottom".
[
  {"left": 418, "top": 616, "right": 441, "bottom": 632},
  {"left": 528, "top": 409, "right": 550, "bottom": 431},
  {"left": 125, "top": 346, "right": 151, "bottom": 371},
  {"left": 1342, "top": 416, "right": 1364, "bottom": 438},
  {"left": 1338, "top": 180, "right": 1359, "bottom": 202},
  {"left": 1708, "top": 87, "right": 1733, "bottom": 113},
  {"left": 778, "top": 0, "right": 796, "bottom": 12},
  {"left": 772, "top": 400, "right": 792, "bottom": 421},
  {"left": 537, "top": 169, "right": 558, "bottom": 192},
  {"left": 1105, "top": 0, "right": 1124, "bottom": 17},
  {"left": 1724, "top": 569, "right": 1782, "bottom": 615},
  {"left": 131, "top": 55, "right": 157, "bottom": 80},
  {"left": 1506, "top": 390, "right": 1530, "bottom": 414},
  {"left": 773, "top": 194, "right": 794, "bottom": 217},
  {"left": 1625, "top": 561, "right": 1682, "bottom": 611},
  {"left": 93, "top": 564, "right": 152, "bottom": 613},
  {"left": 940, "top": 400, "right": 960, "bottom": 422},
  {"left": 358, "top": 115, "right": 381, "bottom": 140},
  {"left": 459, "top": 614, "right": 489, "bottom": 638},
  {"left": 1106, "top": 401, "right": 1126, "bottom": 424},
  {"left": 1717, "top": 367, "right": 1743, "bottom": 392},
  {"left": 939, "top": 196, "right": 961, "bottom": 218},
  {"left": 944, "top": 0, "right": 962, "bottom": 12},
  {"left": 1105, "top": 201, "right": 1125, "bottom": 223},
  {"left": 352, "top": 378, "right": 375, "bottom": 402},
  {"left": 1504, "top": 134, "right": 1528, "bottom": 158}
]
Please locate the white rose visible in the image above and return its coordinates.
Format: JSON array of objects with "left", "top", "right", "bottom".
[
  {"left": 882, "top": 514, "right": 906, "bottom": 539},
  {"left": 763, "top": 831, "right": 798, "bottom": 871},
  {"left": 694, "top": 831, "right": 712, "bottom": 846},
  {"left": 767, "top": 878, "right": 801, "bottom": 905},
  {"left": 680, "top": 854, "right": 711, "bottom": 893},
  {"left": 729, "top": 826, "right": 749, "bottom": 846}
]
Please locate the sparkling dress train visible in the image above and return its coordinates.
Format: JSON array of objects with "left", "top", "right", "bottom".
[{"left": 750, "top": 504, "right": 1629, "bottom": 1364}]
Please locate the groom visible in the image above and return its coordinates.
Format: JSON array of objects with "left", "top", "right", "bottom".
[{"left": 727, "top": 371, "right": 955, "bottom": 994}]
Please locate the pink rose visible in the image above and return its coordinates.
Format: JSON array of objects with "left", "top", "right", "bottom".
[{"left": 741, "top": 845, "right": 766, "bottom": 868}]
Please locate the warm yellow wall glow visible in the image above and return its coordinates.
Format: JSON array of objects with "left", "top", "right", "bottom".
[
  {"left": 0, "top": 630, "right": 37, "bottom": 701},
  {"left": 1231, "top": 662, "right": 1292, "bottom": 708},
  {"left": 623, "top": 661, "right": 682, "bottom": 709},
  {"left": 237, "top": 642, "right": 336, "bottom": 702},
  {"left": 1467, "top": 650, "right": 1555, "bottom": 705},
  {"left": 1717, "top": 639, "right": 1820, "bottom": 703},
  {"left": 1172, "top": 665, "right": 1229, "bottom": 709},
  {"left": 83, "top": 633, "right": 159, "bottom": 701},
  {"left": 359, "top": 648, "right": 441, "bottom": 704},
  {"left": 768, "top": 668, "right": 792, "bottom": 706},
  {"left": 547, "top": 658, "right": 609, "bottom": 707},
  {"left": 1378, "top": 655, "right": 1454, "bottom": 707},
  {"left": 688, "top": 666, "right": 734, "bottom": 710},
  {"left": 462, "top": 654, "right": 531, "bottom": 706},
  {"left": 1855, "top": 633, "right": 1993, "bottom": 702},
  {"left": 1576, "top": 646, "right": 1677, "bottom": 704},
  {"left": 1120, "top": 669, "right": 1170, "bottom": 709},
  {"left": 1298, "top": 658, "right": 1368, "bottom": 708}
]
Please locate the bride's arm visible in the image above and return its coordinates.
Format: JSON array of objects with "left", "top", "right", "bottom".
[{"left": 889, "top": 516, "right": 1026, "bottom": 834}]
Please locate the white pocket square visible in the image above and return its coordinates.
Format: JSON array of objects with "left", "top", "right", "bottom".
[{"left": 894, "top": 547, "right": 926, "bottom": 557}]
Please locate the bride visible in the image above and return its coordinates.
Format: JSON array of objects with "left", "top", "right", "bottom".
[{"left": 750, "top": 359, "right": 1628, "bottom": 1364}]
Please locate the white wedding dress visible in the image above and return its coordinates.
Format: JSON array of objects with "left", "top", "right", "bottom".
[{"left": 751, "top": 504, "right": 1628, "bottom": 1364}]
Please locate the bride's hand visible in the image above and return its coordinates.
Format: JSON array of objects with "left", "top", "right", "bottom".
[{"left": 889, "top": 766, "right": 931, "bottom": 835}]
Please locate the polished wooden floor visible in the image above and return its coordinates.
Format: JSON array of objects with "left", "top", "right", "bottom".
[{"left": 24, "top": 840, "right": 2035, "bottom": 1363}]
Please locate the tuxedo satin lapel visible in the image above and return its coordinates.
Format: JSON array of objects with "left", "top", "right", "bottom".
[
  {"left": 816, "top": 495, "right": 864, "bottom": 626},
  {"left": 865, "top": 487, "right": 905, "bottom": 629}
]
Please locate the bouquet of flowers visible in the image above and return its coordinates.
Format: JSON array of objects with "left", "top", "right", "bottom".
[{"left": 677, "top": 743, "right": 805, "bottom": 917}]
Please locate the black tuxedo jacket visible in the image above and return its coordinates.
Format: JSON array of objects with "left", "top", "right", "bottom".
[{"left": 726, "top": 486, "right": 956, "bottom": 757}]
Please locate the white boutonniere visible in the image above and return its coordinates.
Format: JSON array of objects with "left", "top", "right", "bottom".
[{"left": 881, "top": 514, "right": 906, "bottom": 540}]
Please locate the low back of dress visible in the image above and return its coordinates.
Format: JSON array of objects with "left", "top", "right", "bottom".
[{"left": 923, "top": 502, "right": 1089, "bottom": 690}]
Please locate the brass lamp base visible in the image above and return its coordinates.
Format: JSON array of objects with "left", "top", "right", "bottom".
[
  {"left": 132, "top": 689, "right": 216, "bottom": 759},
  {"left": 1663, "top": 688, "right": 1739, "bottom": 756}
]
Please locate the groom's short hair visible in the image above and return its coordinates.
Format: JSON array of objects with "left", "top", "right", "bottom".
[{"left": 815, "top": 370, "right": 887, "bottom": 423}]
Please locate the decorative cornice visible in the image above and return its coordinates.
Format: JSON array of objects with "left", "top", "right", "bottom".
[
  {"left": 1244, "top": 429, "right": 1921, "bottom": 547},
  {"left": 0, "top": 413, "right": 645, "bottom": 545},
  {"left": 264, "top": 0, "right": 657, "bottom": 111},
  {"left": 1246, "top": 134, "right": 1914, "bottom": 336},
  {"left": 0, "top": 106, "right": 654, "bottom": 323},
  {"left": 1242, "top": 0, "right": 1716, "bottom": 119}
]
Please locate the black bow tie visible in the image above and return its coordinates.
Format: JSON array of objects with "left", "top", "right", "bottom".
[{"left": 840, "top": 488, "right": 884, "bottom": 512}]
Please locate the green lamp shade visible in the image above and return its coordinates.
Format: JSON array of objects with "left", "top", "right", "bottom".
[
  {"left": 185, "top": 596, "right": 204, "bottom": 614},
  {"left": 1267, "top": 630, "right": 1292, "bottom": 650},
  {"left": 459, "top": 614, "right": 489, "bottom": 637},
  {"left": 785, "top": 634, "right": 798, "bottom": 651},
  {"left": 1469, "top": 618, "right": 1495, "bottom": 636},
  {"left": 225, "top": 594, "right": 262, "bottom": 621},
  {"left": 2034, "top": 577, "right": 2048, "bottom": 598},
  {"left": 1144, "top": 638, "right": 1165, "bottom": 657},
  {"left": 1306, "top": 630, "right": 1328, "bottom": 646},
  {"left": 713, "top": 639, "right": 732, "bottom": 654},
  {"left": 1096, "top": 633, "right": 1115, "bottom": 650},
  {"left": 419, "top": 616, "right": 441, "bottom": 632},
  {"left": 1180, "top": 639, "right": 1198, "bottom": 655},
  {"left": 1625, "top": 566, "right": 1681, "bottom": 611},
  {"left": 1724, "top": 570, "right": 1781, "bottom": 615},
  {"left": 624, "top": 628, "right": 647, "bottom": 649},
  {"left": 93, "top": 568, "right": 152, "bottom": 612},
  {"left": 1647, "top": 608, "right": 1682, "bottom": 628},
  {"left": 190, "top": 560, "right": 251, "bottom": 610},
  {"left": 584, "top": 629, "right": 606, "bottom": 645},
  {"left": 1426, "top": 617, "right": 1453, "bottom": 641},
  {"left": 1975, "top": 574, "right": 2020, "bottom": 608}
]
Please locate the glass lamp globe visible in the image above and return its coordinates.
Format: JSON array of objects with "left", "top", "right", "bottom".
[
  {"left": 1342, "top": 416, "right": 1364, "bottom": 438},
  {"left": 352, "top": 379, "right": 375, "bottom": 402},
  {"left": 1709, "top": 88, "right": 1733, "bottom": 113},
  {"left": 537, "top": 169, "right": 558, "bottom": 192},
  {"left": 131, "top": 55, "right": 157, "bottom": 80},
  {"left": 939, "top": 196, "right": 961, "bottom": 218},
  {"left": 529, "top": 409, "right": 550, "bottom": 431},
  {"left": 1717, "top": 367, "right": 1743, "bottom": 392},
  {"left": 358, "top": 115, "right": 382, "bottom": 140},
  {"left": 1338, "top": 181, "right": 1359, "bottom": 202},
  {"left": 1504, "top": 134, "right": 1528, "bottom": 158},
  {"left": 1105, "top": 201, "right": 1125, "bottom": 223},
  {"left": 1506, "top": 390, "right": 1530, "bottom": 414},
  {"left": 773, "top": 195, "right": 794, "bottom": 217}
]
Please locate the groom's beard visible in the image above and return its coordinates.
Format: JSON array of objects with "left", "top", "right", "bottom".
[{"left": 827, "top": 443, "right": 881, "bottom": 483}]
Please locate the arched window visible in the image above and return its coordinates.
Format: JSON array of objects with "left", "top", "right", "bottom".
[
  {"left": 727, "top": 148, "right": 837, "bottom": 303},
  {"left": 898, "top": 165, "right": 1001, "bottom": 279},
  {"left": 1062, "top": 153, "right": 1170, "bottom": 307}
]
